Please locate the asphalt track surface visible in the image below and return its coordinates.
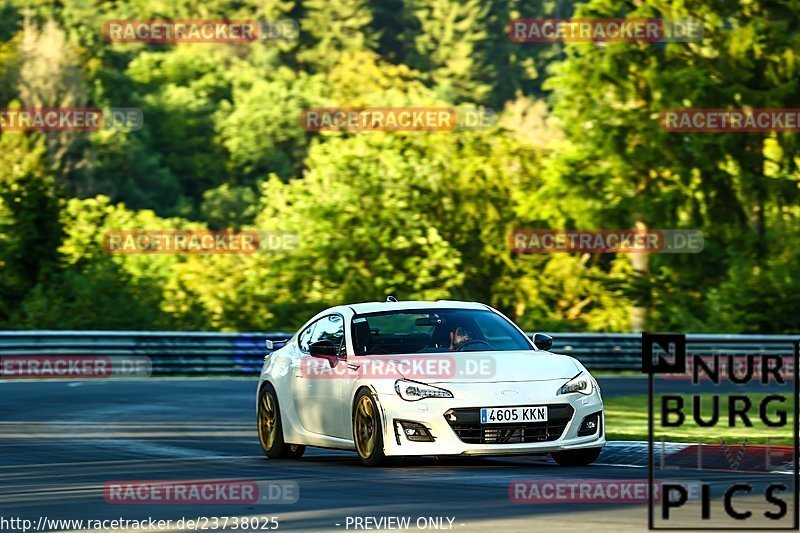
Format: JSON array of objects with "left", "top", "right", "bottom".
[{"left": 0, "top": 377, "right": 795, "bottom": 532}]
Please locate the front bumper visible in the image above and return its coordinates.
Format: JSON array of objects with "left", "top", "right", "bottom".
[{"left": 377, "top": 380, "right": 605, "bottom": 457}]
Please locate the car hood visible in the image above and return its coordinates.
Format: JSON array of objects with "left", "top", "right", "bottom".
[{"left": 364, "top": 350, "right": 581, "bottom": 384}]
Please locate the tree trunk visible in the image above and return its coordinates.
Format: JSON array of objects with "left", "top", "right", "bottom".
[{"left": 630, "top": 218, "right": 649, "bottom": 332}]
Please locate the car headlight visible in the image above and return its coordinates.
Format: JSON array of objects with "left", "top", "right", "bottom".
[
  {"left": 394, "top": 379, "right": 453, "bottom": 401},
  {"left": 558, "top": 372, "right": 593, "bottom": 395}
]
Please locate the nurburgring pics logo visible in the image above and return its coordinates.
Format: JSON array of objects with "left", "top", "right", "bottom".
[
  {"left": 0, "top": 108, "right": 143, "bottom": 131},
  {"left": 103, "top": 19, "right": 299, "bottom": 43},
  {"left": 510, "top": 229, "right": 704, "bottom": 254},
  {"left": 300, "top": 107, "right": 497, "bottom": 132},
  {"left": 509, "top": 18, "right": 703, "bottom": 43},
  {"left": 665, "top": 354, "right": 795, "bottom": 382},
  {"left": 643, "top": 333, "right": 799, "bottom": 530},
  {"left": 661, "top": 109, "right": 800, "bottom": 132}
]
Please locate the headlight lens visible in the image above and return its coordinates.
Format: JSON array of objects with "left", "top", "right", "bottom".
[
  {"left": 558, "top": 372, "right": 593, "bottom": 395},
  {"left": 395, "top": 379, "right": 453, "bottom": 401}
]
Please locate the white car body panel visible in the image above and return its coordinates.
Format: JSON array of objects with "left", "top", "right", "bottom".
[{"left": 258, "top": 300, "right": 606, "bottom": 457}]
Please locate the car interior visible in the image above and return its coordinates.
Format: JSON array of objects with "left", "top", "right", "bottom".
[{"left": 351, "top": 312, "right": 498, "bottom": 355}]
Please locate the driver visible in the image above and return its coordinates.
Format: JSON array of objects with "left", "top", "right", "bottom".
[{"left": 449, "top": 326, "right": 473, "bottom": 351}]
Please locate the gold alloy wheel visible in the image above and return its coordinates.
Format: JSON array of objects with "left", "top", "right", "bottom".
[
  {"left": 258, "top": 391, "right": 277, "bottom": 451},
  {"left": 354, "top": 395, "right": 377, "bottom": 458}
]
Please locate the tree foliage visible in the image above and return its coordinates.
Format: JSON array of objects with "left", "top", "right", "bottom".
[{"left": 0, "top": 0, "right": 798, "bottom": 333}]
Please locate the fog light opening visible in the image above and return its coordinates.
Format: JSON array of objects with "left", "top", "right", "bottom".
[
  {"left": 396, "top": 420, "right": 435, "bottom": 442},
  {"left": 578, "top": 412, "right": 602, "bottom": 437}
]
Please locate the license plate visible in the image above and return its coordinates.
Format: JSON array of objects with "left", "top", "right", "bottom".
[{"left": 480, "top": 406, "right": 547, "bottom": 424}]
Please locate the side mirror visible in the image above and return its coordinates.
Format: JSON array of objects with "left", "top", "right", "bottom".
[
  {"left": 309, "top": 339, "right": 337, "bottom": 357},
  {"left": 533, "top": 333, "right": 553, "bottom": 351}
]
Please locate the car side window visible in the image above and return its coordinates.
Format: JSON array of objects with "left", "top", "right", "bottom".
[
  {"left": 298, "top": 321, "right": 317, "bottom": 353},
  {"left": 308, "top": 314, "right": 346, "bottom": 356}
]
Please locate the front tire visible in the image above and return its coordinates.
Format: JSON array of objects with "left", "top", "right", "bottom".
[
  {"left": 353, "top": 390, "right": 386, "bottom": 466},
  {"left": 258, "top": 383, "right": 306, "bottom": 460},
  {"left": 551, "top": 447, "right": 602, "bottom": 466}
]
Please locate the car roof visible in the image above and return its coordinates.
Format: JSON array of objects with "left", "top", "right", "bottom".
[{"left": 343, "top": 300, "right": 490, "bottom": 315}]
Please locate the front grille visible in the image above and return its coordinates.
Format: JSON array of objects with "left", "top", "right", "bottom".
[{"left": 444, "top": 404, "right": 574, "bottom": 444}]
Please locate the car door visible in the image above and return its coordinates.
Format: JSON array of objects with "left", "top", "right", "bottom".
[{"left": 291, "top": 314, "right": 348, "bottom": 438}]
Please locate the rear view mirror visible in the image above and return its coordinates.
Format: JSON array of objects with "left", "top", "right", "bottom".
[
  {"left": 533, "top": 333, "right": 553, "bottom": 351},
  {"left": 415, "top": 316, "right": 444, "bottom": 326}
]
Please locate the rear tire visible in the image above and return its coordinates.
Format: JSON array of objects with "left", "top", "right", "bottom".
[
  {"left": 258, "top": 383, "right": 306, "bottom": 460},
  {"left": 551, "top": 447, "right": 602, "bottom": 466},
  {"left": 353, "top": 390, "right": 386, "bottom": 467}
]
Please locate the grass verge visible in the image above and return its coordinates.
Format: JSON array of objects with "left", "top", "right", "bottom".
[{"left": 604, "top": 394, "right": 795, "bottom": 445}]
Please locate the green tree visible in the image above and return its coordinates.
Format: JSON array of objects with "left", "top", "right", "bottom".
[
  {"left": 543, "top": 0, "right": 800, "bottom": 330},
  {"left": 215, "top": 65, "right": 327, "bottom": 183},
  {"left": 125, "top": 47, "right": 232, "bottom": 215},
  {"left": 220, "top": 122, "right": 552, "bottom": 330},
  {"left": 0, "top": 132, "right": 62, "bottom": 326},
  {"left": 405, "top": 0, "right": 493, "bottom": 103},
  {"left": 298, "top": 0, "right": 377, "bottom": 70},
  {"left": 201, "top": 184, "right": 258, "bottom": 229}
]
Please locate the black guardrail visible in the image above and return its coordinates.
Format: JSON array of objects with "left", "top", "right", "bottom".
[{"left": 0, "top": 331, "right": 797, "bottom": 375}]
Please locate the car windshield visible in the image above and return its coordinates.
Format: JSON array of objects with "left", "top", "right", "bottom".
[{"left": 351, "top": 308, "right": 533, "bottom": 355}]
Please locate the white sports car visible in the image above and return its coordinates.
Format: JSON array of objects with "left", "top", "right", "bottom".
[{"left": 256, "top": 299, "right": 605, "bottom": 466}]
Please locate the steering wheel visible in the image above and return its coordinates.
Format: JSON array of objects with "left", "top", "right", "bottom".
[{"left": 456, "top": 339, "right": 494, "bottom": 352}]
